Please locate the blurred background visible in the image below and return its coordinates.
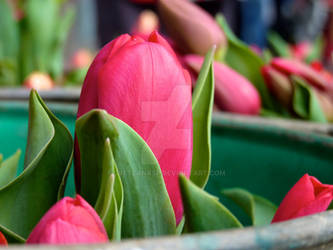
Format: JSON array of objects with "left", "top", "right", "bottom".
[
  {"left": 0, "top": 0, "right": 332, "bottom": 88},
  {"left": 1, "top": 0, "right": 333, "bottom": 123}
]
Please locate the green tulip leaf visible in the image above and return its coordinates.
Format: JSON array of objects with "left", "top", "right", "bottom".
[
  {"left": 76, "top": 109, "right": 176, "bottom": 238},
  {"left": 222, "top": 188, "right": 277, "bottom": 226},
  {"left": 292, "top": 76, "right": 327, "bottom": 123},
  {"left": 176, "top": 217, "right": 185, "bottom": 235},
  {"left": 0, "top": 150, "right": 21, "bottom": 188},
  {"left": 216, "top": 14, "right": 274, "bottom": 110},
  {"left": 191, "top": 47, "right": 215, "bottom": 188},
  {"left": 179, "top": 174, "right": 242, "bottom": 233},
  {"left": 95, "top": 138, "right": 123, "bottom": 241},
  {"left": 0, "top": 90, "right": 73, "bottom": 240},
  {"left": 0, "top": 225, "right": 25, "bottom": 244},
  {"left": 267, "top": 31, "right": 291, "bottom": 58}
]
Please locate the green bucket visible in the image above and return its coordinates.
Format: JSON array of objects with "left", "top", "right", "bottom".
[{"left": 1, "top": 101, "right": 333, "bottom": 249}]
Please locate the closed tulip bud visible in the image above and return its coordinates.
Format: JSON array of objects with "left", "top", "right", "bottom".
[
  {"left": 272, "top": 174, "right": 333, "bottom": 223},
  {"left": 27, "top": 195, "right": 108, "bottom": 244},
  {"left": 271, "top": 58, "right": 328, "bottom": 90},
  {"left": 0, "top": 231, "right": 7, "bottom": 245},
  {"left": 184, "top": 55, "right": 261, "bottom": 115},
  {"left": 77, "top": 31, "right": 193, "bottom": 224},
  {"left": 158, "top": 0, "right": 226, "bottom": 55},
  {"left": 262, "top": 65, "right": 293, "bottom": 107}
]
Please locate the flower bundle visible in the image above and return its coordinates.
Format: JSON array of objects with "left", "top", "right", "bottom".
[{"left": 0, "top": 31, "right": 333, "bottom": 246}]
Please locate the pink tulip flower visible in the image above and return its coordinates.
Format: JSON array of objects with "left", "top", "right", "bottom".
[
  {"left": 184, "top": 55, "right": 261, "bottom": 115},
  {"left": 272, "top": 174, "right": 333, "bottom": 223},
  {"left": 76, "top": 31, "right": 193, "bottom": 224},
  {"left": 26, "top": 195, "right": 108, "bottom": 244}
]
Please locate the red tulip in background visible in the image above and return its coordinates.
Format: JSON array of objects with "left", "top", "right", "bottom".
[
  {"left": 77, "top": 31, "right": 193, "bottom": 224},
  {"left": 270, "top": 58, "right": 329, "bottom": 90},
  {"left": 26, "top": 195, "right": 108, "bottom": 244},
  {"left": 184, "top": 55, "right": 261, "bottom": 115},
  {"left": 0, "top": 231, "right": 7, "bottom": 246},
  {"left": 272, "top": 174, "right": 333, "bottom": 223}
]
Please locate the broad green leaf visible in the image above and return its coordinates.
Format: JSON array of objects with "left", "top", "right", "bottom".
[
  {"left": 95, "top": 138, "right": 123, "bottom": 241},
  {"left": 222, "top": 188, "right": 277, "bottom": 226},
  {"left": 76, "top": 110, "right": 176, "bottom": 238},
  {"left": 190, "top": 47, "right": 215, "bottom": 188},
  {"left": 267, "top": 31, "right": 291, "bottom": 58},
  {"left": 0, "top": 225, "right": 25, "bottom": 244},
  {"left": 216, "top": 14, "right": 274, "bottom": 110},
  {"left": 292, "top": 76, "right": 327, "bottom": 123},
  {"left": 0, "top": 150, "right": 21, "bottom": 188},
  {"left": 179, "top": 175, "right": 242, "bottom": 233},
  {"left": 0, "top": 90, "right": 73, "bottom": 240}
]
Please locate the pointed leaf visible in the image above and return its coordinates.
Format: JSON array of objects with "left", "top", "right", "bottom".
[
  {"left": 76, "top": 110, "right": 176, "bottom": 238},
  {"left": 0, "top": 90, "right": 73, "bottom": 239},
  {"left": 95, "top": 138, "right": 123, "bottom": 241},
  {"left": 190, "top": 48, "right": 215, "bottom": 188},
  {"left": 222, "top": 188, "right": 277, "bottom": 226},
  {"left": 176, "top": 217, "right": 185, "bottom": 235},
  {"left": 216, "top": 14, "right": 274, "bottom": 110},
  {"left": 179, "top": 174, "right": 242, "bottom": 233},
  {"left": 0, "top": 150, "right": 21, "bottom": 188},
  {"left": 292, "top": 76, "right": 327, "bottom": 123}
]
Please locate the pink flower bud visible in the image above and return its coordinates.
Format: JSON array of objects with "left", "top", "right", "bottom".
[
  {"left": 272, "top": 174, "right": 333, "bottom": 223},
  {"left": 26, "top": 195, "right": 108, "bottom": 245},
  {"left": 76, "top": 31, "right": 193, "bottom": 224},
  {"left": 184, "top": 55, "right": 261, "bottom": 115}
]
